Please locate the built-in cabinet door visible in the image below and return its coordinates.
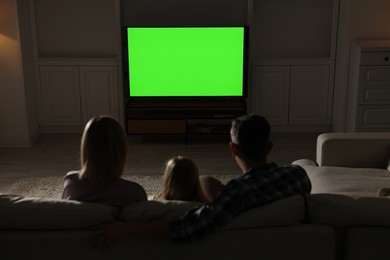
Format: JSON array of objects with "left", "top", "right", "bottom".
[
  {"left": 79, "top": 66, "right": 119, "bottom": 124},
  {"left": 39, "top": 66, "right": 81, "bottom": 126},
  {"left": 252, "top": 66, "right": 290, "bottom": 126},
  {"left": 252, "top": 65, "right": 331, "bottom": 128},
  {"left": 289, "top": 66, "right": 331, "bottom": 125},
  {"left": 356, "top": 66, "right": 390, "bottom": 130}
]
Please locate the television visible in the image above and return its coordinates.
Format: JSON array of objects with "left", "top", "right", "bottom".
[{"left": 123, "top": 27, "right": 248, "bottom": 98}]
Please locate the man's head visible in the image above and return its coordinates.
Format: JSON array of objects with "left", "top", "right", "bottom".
[{"left": 230, "top": 114, "right": 272, "bottom": 166}]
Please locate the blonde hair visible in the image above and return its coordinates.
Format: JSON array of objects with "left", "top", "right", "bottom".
[
  {"left": 159, "top": 156, "right": 206, "bottom": 202},
  {"left": 79, "top": 116, "right": 127, "bottom": 185}
]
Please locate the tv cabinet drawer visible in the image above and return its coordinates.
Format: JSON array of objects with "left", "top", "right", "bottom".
[
  {"left": 358, "top": 86, "right": 390, "bottom": 104},
  {"left": 357, "top": 106, "right": 390, "bottom": 129},
  {"left": 360, "top": 52, "right": 390, "bottom": 65},
  {"left": 127, "top": 120, "right": 185, "bottom": 134}
]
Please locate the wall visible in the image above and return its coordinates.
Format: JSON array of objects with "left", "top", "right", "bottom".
[
  {"left": 2, "top": 0, "right": 390, "bottom": 146},
  {"left": 333, "top": 0, "right": 390, "bottom": 131},
  {"left": 121, "top": 0, "right": 248, "bottom": 26},
  {"left": 0, "top": 0, "right": 36, "bottom": 147}
]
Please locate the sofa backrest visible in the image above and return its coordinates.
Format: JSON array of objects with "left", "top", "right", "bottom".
[
  {"left": 6, "top": 192, "right": 390, "bottom": 231},
  {"left": 308, "top": 193, "right": 390, "bottom": 226},
  {"left": 317, "top": 132, "right": 390, "bottom": 168},
  {"left": 1, "top": 194, "right": 307, "bottom": 231},
  {"left": 0, "top": 194, "right": 116, "bottom": 229},
  {"left": 120, "top": 195, "right": 307, "bottom": 230}
]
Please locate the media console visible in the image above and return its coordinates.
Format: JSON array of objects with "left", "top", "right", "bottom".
[{"left": 126, "top": 98, "right": 247, "bottom": 143}]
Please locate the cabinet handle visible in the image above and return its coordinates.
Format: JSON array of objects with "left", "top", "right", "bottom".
[
  {"left": 366, "top": 71, "right": 370, "bottom": 81},
  {"left": 385, "top": 57, "right": 389, "bottom": 62}
]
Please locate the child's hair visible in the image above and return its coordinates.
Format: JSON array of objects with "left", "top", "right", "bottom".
[
  {"left": 159, "top": 156, "right": 205, "bottom": 202},
  {"left": 79, "top": 115, "right": 128, "bottom": 185}
]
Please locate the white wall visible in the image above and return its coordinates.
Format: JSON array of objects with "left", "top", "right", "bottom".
[
  {"left": 0, "top": 0, "right": 33, "bottom": 147},
  {"left": 333, "top": 0, "right": 390, "bottom": 131}
]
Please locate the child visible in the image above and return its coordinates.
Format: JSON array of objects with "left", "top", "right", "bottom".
[
  {"left": 61, "top": 115, "right": 147, "bottom": 207},
  {"left": 154, "top": 156, "right": 208, "bottom": 203}
]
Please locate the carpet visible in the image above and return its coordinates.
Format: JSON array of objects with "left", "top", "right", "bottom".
[{"left": 8, "top": 175, "right": 236, "bottom": 199}]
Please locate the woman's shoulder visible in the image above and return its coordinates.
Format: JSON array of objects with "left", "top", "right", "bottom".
[{"left": 64, "top": 171, "right": 80, "bottom": 180}]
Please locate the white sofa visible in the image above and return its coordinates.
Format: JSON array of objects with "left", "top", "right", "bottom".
[
  {"left": 294, "top": 132, "right": 390, "bottom": 197},
  {"left": 293, "top": 132, "right": 390, "bottom": 260},
  {"left": 1, "top": 194, "right": 335, "bottom": 260},
  {"left": 2, "top": 132, "right": 390, "bottom": 260}
]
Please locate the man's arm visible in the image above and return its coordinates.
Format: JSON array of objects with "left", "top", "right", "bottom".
[{"left": 92, "top": 184, "right": 243, "bottom": 247}]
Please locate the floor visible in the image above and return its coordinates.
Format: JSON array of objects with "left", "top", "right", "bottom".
[{"left": 0, "top": 133, "right": 319, "bottom": 193}]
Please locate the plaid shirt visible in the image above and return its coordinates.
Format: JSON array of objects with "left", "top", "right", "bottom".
[{"left": 169, "top": 162, "right": 311, "bottom": 242}]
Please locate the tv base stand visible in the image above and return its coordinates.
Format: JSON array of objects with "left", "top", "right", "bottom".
[{"left": 126, "top": 98, "right": 247, "bottom": 143}]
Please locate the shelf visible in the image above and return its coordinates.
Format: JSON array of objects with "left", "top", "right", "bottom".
[
  {"left": 126, "top": 98, "right": 246, "bottom": 143},
  {"left": 127, "top": 98, "right": 246, "bottom": 108}
]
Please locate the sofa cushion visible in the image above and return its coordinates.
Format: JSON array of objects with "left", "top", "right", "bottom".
[
  {"left": 308, "top": 193, "right": 390, "bottom": 226},
  {"left": 221, "top": 195, "right": 306, "bottom": 230},
  {"left": 120, "top": 200, "right": 203, "bottom": 221},
  {"left": 121, "top": 195, "right": 306, "bottom": 230},
  {"left": 316, "top": 132, "right": 390, "bottom": 168},
  {"left": 0, "top": 194, "right": 116, "bottom": 229},
  {"left": 301, "top": 165, "right": 390, "bottom": 197}
]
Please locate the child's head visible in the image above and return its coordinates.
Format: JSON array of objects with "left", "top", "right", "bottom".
[
  {"left": 161, "top": 156, "right": 204, "bottom": 201},
  {"left": 79, "top": 115, "right": 128, "bottom": 185}
]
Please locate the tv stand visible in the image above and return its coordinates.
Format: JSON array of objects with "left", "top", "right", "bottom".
[{"left": 126, "top": 98, "right": 246, "bottom": 143}]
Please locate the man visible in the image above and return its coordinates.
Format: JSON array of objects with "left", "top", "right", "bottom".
[{"left": 92, "top": 114, "right": 311, "bottom": 246}]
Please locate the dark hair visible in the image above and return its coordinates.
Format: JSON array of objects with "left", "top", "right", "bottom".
[
  {"left": 79, "top": 116, "right": 128, "bottom": 185},
  {"left": 230, "top": 114, "right": 271, "bottom": 161}
]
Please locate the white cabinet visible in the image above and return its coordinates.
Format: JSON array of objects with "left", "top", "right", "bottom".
[
  {"left": 252, "top": 65, "right": 331, "bottom": 129},
  {"left": 28, "top": 0, "right": 122, "bottom": 133},
  {"left": 289, "top": 66, "right": 331, "bottom": 125},
  {"left": 248, "top": 0, "right": 339, "bottom": 131},
  {"left": 38, "top": 65, "right": 119, "bottom": 131},
  {"left": 79, "top": 66, "right": 119, "bottom": 125},
  {"left": 347, "top": 40, "right": 390, "bottom": 131},
  {"left": 252, "top": 66, "right": 290, "bottom": 126},
  {"left": 39, "top": 66, "right": 81, "bottom": 126}
]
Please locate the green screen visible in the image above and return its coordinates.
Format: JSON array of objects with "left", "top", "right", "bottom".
[{"left": 126, "top": 27, "right": 245, "bottom": 97}]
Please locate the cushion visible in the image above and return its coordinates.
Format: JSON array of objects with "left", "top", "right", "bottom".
[
  {"left": 0, "top": 194, "right": 116, "bottom": 229},
  {"left": 316, "top": 132, "right": 390, "bottom": 168},
  {"left": 120, "top": 200, "right": 202, "bottom": 221},
  {"left": 221, "top": 195, "right": 306, "bottom": 230},
  {"left": 122, "top": 196, "right": 305, "bottom": 229},
  {"left": 308, "top": 193, "right": 390, "bottom": 226},
  {"left": 301, "top": 165, "right": 390, "bottom": 197}
]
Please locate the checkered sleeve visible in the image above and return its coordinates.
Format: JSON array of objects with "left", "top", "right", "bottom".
[
  {"left": 169, "top": 180, "right": 245, "bottom": 243},
  {"left": 169, "top": 163, "right": 311, "bottom": 242}
]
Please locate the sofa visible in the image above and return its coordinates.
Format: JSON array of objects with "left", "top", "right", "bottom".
[
  {"left": 2, "top": 132, "right": 390, "bottom": 260},
  {"left": 294, "top": 132, "right": 390, "bottom": 197}
]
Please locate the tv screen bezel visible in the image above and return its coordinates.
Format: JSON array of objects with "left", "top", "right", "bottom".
[{"left": 122, "top": 26, "right": 249, "bottom": 99}]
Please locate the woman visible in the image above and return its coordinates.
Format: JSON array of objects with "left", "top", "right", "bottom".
[{"left": 62, "top": 115, "right": 146, "bottom": 207}]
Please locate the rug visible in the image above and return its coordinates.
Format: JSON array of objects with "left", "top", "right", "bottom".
[{"left": 8, "top": 175, "right": 236, "bottom": 199}]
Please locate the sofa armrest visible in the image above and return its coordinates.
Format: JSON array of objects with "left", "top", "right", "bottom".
[
  {"left": 316, "top": 132, "right": 390, "bottom": 168},
  {"left": 292, "top": 159, "right": 318, "bottom": 167}
]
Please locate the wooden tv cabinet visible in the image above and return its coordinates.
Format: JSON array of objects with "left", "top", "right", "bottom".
[{"left": 126, "top": 98, "right": 246, "bottom": 141}]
